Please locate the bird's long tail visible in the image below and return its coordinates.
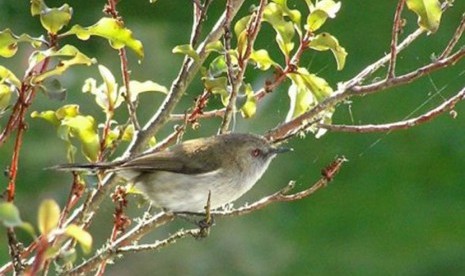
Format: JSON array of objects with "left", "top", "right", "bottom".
[{"left": 47, "top": 162, "right": 117, "bottom": 172}]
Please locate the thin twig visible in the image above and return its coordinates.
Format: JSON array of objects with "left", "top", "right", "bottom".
[
  {"left": 219, "top": 0, "right": 238, "bottom": 134},
  {"left": 265, "top": 19, "right": 461, "bottom": 142},
  {"left": 190, "top": 0, "right": 212, "bottom": 47},
  {"left": 353, "top": 47, "right": 465, "bottom": 94},
  {"left": 387, "top": 0, "right": 406, "bottom": 79},
  {"left": 318, "top": 86, "right": 465, "bottom": 133},
  {"left": 127, "top": 0, "right": 246, "bottom": 155},
  {"left": 219, "top": 0, "right": 267, "bottom": 133},
  {"left": 439, "top": 12, "right": 465, "bottom": 59}
]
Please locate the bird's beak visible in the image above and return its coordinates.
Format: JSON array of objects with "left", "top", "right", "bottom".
[{"left": 270, "top": 146, "right": 293, "bottom": 154}]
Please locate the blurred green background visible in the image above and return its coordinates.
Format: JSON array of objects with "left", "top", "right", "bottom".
[{"left": 1, "top": 1, "right": 465, "bottom": 275}]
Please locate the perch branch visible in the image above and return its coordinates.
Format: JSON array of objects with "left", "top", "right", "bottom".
[{"left": 318, "top": 86, "right": 465, "bottom": 133}]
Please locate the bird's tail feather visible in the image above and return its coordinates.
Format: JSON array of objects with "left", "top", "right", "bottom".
[{"left": 47, "top": 162, "right": 114, "bottom": 172}]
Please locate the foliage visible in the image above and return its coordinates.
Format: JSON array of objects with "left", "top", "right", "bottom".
[{"left": 0, "top": 0, "right": 464, "bottom": 275}]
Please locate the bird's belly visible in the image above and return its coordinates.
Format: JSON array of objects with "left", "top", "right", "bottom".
[{"left": 134, "top": 170, "right": 253, "bottom": 212}]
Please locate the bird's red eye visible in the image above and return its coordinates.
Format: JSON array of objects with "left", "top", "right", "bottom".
[{"left": 251, "top": 148, "right": 261, "bottom": 157}]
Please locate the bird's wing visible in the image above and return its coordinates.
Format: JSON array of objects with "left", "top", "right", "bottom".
[{"left": 114, "top": 150, "right": 215, "bottom": 174}]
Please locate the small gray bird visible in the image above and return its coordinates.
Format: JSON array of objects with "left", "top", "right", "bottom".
[{"left": 54, "top": 133, "right": 290, "bottom": 213}]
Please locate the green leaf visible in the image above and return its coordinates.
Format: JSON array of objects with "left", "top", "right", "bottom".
[
  {"left": 124, "top": 80, "right": 168, "bottom": 101},
  {"left": 0, "top": 202, "right": 23, "bottom": 228},
  {"left": 202, "top": 76, "right": 228, "bottom": 102},
  {"left": 286, "top": 68, "right": 334, "bottom": 138},
  {"left": 65, "top": 17, "right": 144, "bottom": 58},
  {"left": 30, "top": 0, "right": 45, "bottom": 16},
  {"left": 31, "top": 110, "right": 60, "bottom": 126},
  {"left": 286, "top": 68, "right": 333, "bottom": 121},
  {"left": 62, "top": 115, "right": 100, "bottom": 161},
  {"left": 240, "top": 83, "right": 257, "bottom": 118},
  {"left": 406, "top": 0, "right": 442, "bottom": 33},
  {"left": 205, "top": 41, "right": 224, "bottom": 53},
  {"left": 308, "top": 0, "right": 341, "bottom": 18},
  {"left": 0, "top": 29, "right": 43, "bottom": 58},
  {"left": 0, "top": 65, "right": 21, "bottom": 88},
  {"left": 309, "top": 32, "right": 347, "bottom": 70},
  {"left": 250, "top": 49, "right": 275, "bottom": 70},
  {"left": 38, "top": 199, "right": 60, "bottom": 235},
  {"left": 82, "top": 64, "right": 118, "bottom": 112},
  {"left": 65, "top": 224, "right": 93, "bottom": 254},
  {"left": 172, "top": 44, "right": 199, "bottom": 61},
  {"left": 0, "top": 84, "right": 12, "bottom": 111},
  {"left": 306, "top": 0, "right": 341, "bottom": 32},
  {"left": 56, "top": 104, "right": 80, "bottom": 119},
  {"left": 39, "top": 4, "right": 73, "bottom": 34},
  {"left": 306, "top": 10, "right": 328, "bottom": 32},
  {"left": 263, "top": 3, "right": 296, "bottom": 56},
  {"left": 31, "top": 45, "right": 95, "bottom": 83},
  {"left": 286, "top": 82, "right": 313, "bottom": 121},
  {"left": 234, "top": 16, "right": 251, "bottom": 40},
  {"left": 208, "top": 55, "right": 228, "bottom": 77},
  {"left": 273, "top": 0, "right": 302, "bottom": 27}
]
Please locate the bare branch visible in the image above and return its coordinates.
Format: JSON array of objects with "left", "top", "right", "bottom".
[
  {"left": 387, "top": 0, "right": 406, "bottom": 78},
  {"left": 265, "top": 25, "right": 464, "bottom": 142},
  {"left": 318, "top": 86, "right": 465, "bottom": 133},
  {"left": 439, "top": 12, "right": 465, "bottom": 59},
  {"left": 353, "top": 48, "right": 465, "bottom": 94}
]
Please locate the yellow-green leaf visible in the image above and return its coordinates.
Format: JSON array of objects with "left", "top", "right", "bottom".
[
  {"left": 31, "top": 110, "right": 60, "bottom": 126},
  {"left": 0, "top": 202, "right": 23, "bottom": 227},
  {"left": 31, "top": 46, "right": 95, "bottom": 83},
  {"left": 65, "top": 224, "right": 93, "bottom": 254},
  {"left": 263, "top": 3, "right": 296, "bottom": 56},
  {"left": 0, "top": 29, "right": 43, "bottom": 58},
  {"left": 31, "top": 0, "right": 45, "bottom": 16},
  {"left": 273, "top": 0, "right": 302, "bottom": 27},
  {"left": 202, "top": 76, "right": 228, "bottom": 99},
  {"left": 0, "top": 65, "right": 21, "bottom": 87},
  {"left": 240, "top": 83, "right": 257, "bottom": 118},
  {"left": 205, "top": 40, "right": 224, "bottom": 53},
  {"left": 39, "top": 4, "right": 73, "bottom": 34},
  {"left": 0, "top": 84, "right": 12, "bottom": 110},
  {"left": 172, "top": 44, "right": 199, "bottom": 61},
  {"left": 125, "top": 80, "right": 168, "bottom": 101},
  {"left": 65, "top": 17, "right": 144, "bottom": 58},
  {"left": 234, "top": 16, "right": 251, "bottom": 40},
  {"left": 406, "top": 0, "right": 442, "bottom": 33},
  {"left": 62, "top": 115, "right": 100, "bottom": 161},
  {"left": 309, "top": 0, "right": 341, "bottom": 18},
  {"left": 285, "top": 82, "right": 314, "bottom": 121},
  {"left": 250, "top": 49, "right": 275, "bottom": 70},
  {"left": 56, "top": 104, "right": 80, "bottom": 119},
  {"left": 309, "top": 32, "right": 347, "bottom": 70},
  {"left": 306, "top": 10, "right": 328, "bottom": 32},
  {"left": 38, "top": 199, "right": 60, "bottom": 235}
]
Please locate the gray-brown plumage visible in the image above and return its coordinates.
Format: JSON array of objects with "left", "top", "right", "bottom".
[{"left": 53, "top": 133, "right": 290, "bottom": 212}]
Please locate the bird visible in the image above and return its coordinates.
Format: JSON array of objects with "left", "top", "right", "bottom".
[{"left": 53, "top": 133, "right": 290, "bottom": 213}]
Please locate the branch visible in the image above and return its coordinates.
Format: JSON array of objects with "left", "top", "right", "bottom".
[
  {"left": 127, "top": 0, "right": 246, "bottom": 155},
  {"left": 67, "top": 156, "right": 345, "bottom": 275},
  {"left": 219, "top": 0, "right": 238, "bottom": 134},
  {"left": 387, "top": 0, "right": 406, "bottom": 78},
  {"left": 265, "top": 16, "right": 463, "bottom": 142},
  {"left": 318, "top": 86, "right": 465, "bottom": 133},
  {"left": 219, "top": 0, "right": 268, "bottom": 133},
  {"left": 439, "top": 12, "right": 465, "bottom": 59}
]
